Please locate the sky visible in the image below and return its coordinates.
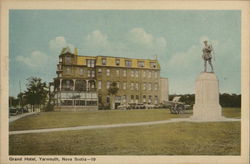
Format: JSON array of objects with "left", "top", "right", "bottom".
[{"left": 9, "top": 10, "right": 241, "bottom": 97}]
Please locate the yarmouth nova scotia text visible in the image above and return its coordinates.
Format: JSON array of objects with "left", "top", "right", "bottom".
[{"left": 9, "top": 157, "right": 96, "bottom": 162}]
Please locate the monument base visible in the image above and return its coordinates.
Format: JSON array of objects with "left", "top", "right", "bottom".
[
  {"left": 191, "top": 72, "right": 223, "bottom": 121},
  {"left": 191, "top": 104, "right": 225, "bottom": 121}
]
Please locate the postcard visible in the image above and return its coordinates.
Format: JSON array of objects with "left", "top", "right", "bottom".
[{"left": 1, "top": 0, "right": 249, "bottom": 164}]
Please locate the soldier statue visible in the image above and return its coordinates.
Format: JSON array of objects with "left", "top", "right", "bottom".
[{"left": 202, "top": 40, "right": 214, "bottom": 72}]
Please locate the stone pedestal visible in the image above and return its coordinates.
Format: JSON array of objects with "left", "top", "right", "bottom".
[{"left": 191, "top": 72, "right": 223, "bottom": 121}]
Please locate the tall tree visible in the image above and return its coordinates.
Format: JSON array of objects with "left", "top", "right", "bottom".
[
  {"left": 24, "top": 77, "right": 48, "bottom": 111},
  {"left": 17, "top": 92, "right": 27, "bottom": 107},
  {"left": 108, "top": 82, "right": 119, "bottom": 110},
  {"left": 9, "top": 96, "right": 19, "bottom": 107}
]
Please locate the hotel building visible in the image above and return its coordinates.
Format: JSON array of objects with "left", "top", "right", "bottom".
[{"left": 52, "top": 47, "right": 168, "bottom": 111}]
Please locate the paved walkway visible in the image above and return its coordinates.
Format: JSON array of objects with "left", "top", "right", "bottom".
[
  {"left": 9, "top": 117, "right": 240, "bottom": 135},
  {"left": 9, "top": 112, "right": 39, "bottom": 123}
]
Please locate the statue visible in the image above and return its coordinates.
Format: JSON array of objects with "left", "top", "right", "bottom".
[{"left": 202, "top": 40, "right": 214, "bottom": 72}]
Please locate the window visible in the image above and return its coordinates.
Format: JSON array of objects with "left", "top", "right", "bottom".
[
  {"left": 91, "top": 83, "right": 95, "bottom": 89},
  {"left": 131, "top": 95, "right": 134, "bottom": 103},
  {"left": 135, "top": 83, "right": 139, "bottom": 90},
  {"left": 102, "top": 58, "right": 106, "bottom": 65},
  {"left": 131, "top": 70, "right": 134, "bottom": 77},
  {"left": 79, "top": 68, "right": 84, "bottom": 75},
  {"left": 148, "top": 83, "right": 152, "bottom": 90},
  {"left": 66, "top": 67, "right": 71, "bottom": 74},
  {"left": 131, "top": 83, "right": 134, "bottom": 90},
  {"left": 143, "top": 83, "right": 146, "bottom": 90},
  {"left": 87, "top": 70, "right": 91, "bottom": 77},
  {"left": 155, "top": 83, "right": 158, "bottom": 90},
  {"left": 59, "top": 57, "right": 63, "bottom": 62},
  {"left": 135, "top": 70, "right": 138, "bottom": 78},
  {"left": 66, "top": 56, "right": 71, "bottom": 64},
  {"left": 155, "top": 71, "right": 158, "bottom": 78},
  {"left": 116, "top": 59, "right": 120, "bottom": 66},
  {"left": 143, "top": 95, "right": 146, "bottom": 103},
  {"left": 115, "top": 96, "right": 121, "bottom": 102},
  {"left": 91, "top": 60, "right": 95, "bottom": 67},
  {"left": 143, "top": 71, "right": 146, "bottom": 77},
  {"left": 123, "top": 70, "right": 127, "bottom": 77},
  {"left": 87, "top": 59, "right": 95, "bottom": 67},
  {"left": 98, "top": 68, "right": 102, "bottom": 73},
  {"left": 123, "top": 95, "right": 127, "bottom": 103},
  {"left": 107, "top": 69, "right": 110, "bottom": 76},
  {"left": 117, "top": 82, "right": 120, "bottom": 88},
  {"left": 155, "top": 96, "right": 158, "bottom": 104},
  {"left": 148, "top": 71, "right": 151, "bottom": 78},
  {"left": 149, "top": 96, "right": 152, "bottom": 103},
  {"left": 107, "top": 96, "right": 110, "bottom": 103},
  {"left": 116, "top": 70, "right": 120, "bottom": 76},
  {"left": 98, "top": 81, "right": 102, "bottom": 90},
  {"left": 138, "top": 61, "right": 144, "bottom": 67},
  {"left": 123, "top": 82, "right": 126, "bottom": 90},
  {"left": 125, "top": 60, "right": 132, "bottom": 67},
  {"left": 91, "top": 70, "right": 95, "bottom": 77},
  {"left": 150, "top": 62, "right": 156, "bottom": 68},
  {"left": 107, "top": 81, "right": 110, "bottom": 89}
]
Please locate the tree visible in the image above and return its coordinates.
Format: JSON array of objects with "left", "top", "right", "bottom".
[
  {"left": 220, "top": 93, "right": 241, "bottom": 107},
  {"left": 108, "top": 82, "right": 119, "bottom": 110},
  {"left": 24, "top": 77, "right": 48, "bottom": 112},
  {"left": 17, "top": 92, "right": 27, "bottom": 107},
  {"left": 9, "top": 96, "right": 19, "bottom": 107}
]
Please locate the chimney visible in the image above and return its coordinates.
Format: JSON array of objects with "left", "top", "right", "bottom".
[{"left": 74, "top": 48, "right": 78, "bottom": 56}]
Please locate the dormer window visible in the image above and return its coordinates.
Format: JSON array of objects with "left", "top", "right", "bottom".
[
  {"left": 102, "top": 58, "right": 106, "bottom": 65},
  {"left": 138, "top": 61, "right": 144, "bottom": 67},
  {"left": 116, "top": 59, "right": 120, "bottom": 66},
  {"left": 150, "top": 62, "right": 156, "bottom": 68},
  {"left": 87, "top": 59, "right": 95, "bottom": 68},
  {"left": 125, "top": 60, "right": 132, "bottom": 67}
]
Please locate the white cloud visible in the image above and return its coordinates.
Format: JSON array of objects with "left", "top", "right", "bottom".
[
  {"left": 155, "top": 37, "right": 167, "bottom": 49},
  {"left": 16, "top": 51, "right": 48, "bottom": 67},
  {"left": 81, "top": 28, "right": 167, "bottom": 59},
  {"left": 85, "top": 30, "right": 110, "bottom": 48},
  {"left": 128, "top": 28, "right": 167, "bottom": 49},
  {"left": 168, "top": 45, "right": 202, "bottom": 74},
  {"left": 49, "top": 36, "right": 74, "bottom": 53},
  {"left": 128, "top": 28, "right": 154, "bottom": 45},
  {"left": 167, "top": 36, "right": 219, "bottom": 73}
]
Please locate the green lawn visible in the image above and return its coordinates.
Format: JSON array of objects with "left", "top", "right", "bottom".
[
  {"left": 9, "top": 121, "right": 240, "bottom": 155},
  {"left": 9, "top": 108, "right": 240, "bottom": 131},
  {"left": 9, "top": 108, "right": 241, "bottom": 155},
  {"left": 9, "top": 109, "right": 191, "bottom": 131}
]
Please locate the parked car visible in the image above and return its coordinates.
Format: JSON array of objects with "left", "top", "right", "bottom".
[
  {"left": 117, "top": 104, "right": 128, "bottom": 110},
  {"left": 9, "top": 108, "right": 18, "bottom": 116}
]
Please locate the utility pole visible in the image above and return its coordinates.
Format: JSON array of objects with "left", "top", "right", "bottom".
[{"left": 19, "top": 80, "right": 23, "bottom": 114}]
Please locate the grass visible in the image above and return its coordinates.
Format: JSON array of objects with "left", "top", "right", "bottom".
[
  {"left": 9, "top": 108, "right": 240, "bottom": 131},
  {"left": 222, "top": 107, "right": 241, "bottom": 118},
  {"left": 9, "top": 108, "right": 241, "bottom": 155},
  {"left": 9, "top": 121, "right": 240, "bottom": 155},
  {"left": 9, "top": 109, "right": 191, "bottom": 131}
]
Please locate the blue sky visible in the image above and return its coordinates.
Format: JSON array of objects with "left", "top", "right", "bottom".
[{"left": 9, "top": 10, "right": 241, "bottom": 97}]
